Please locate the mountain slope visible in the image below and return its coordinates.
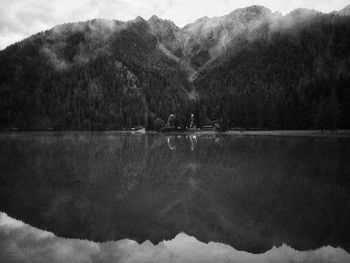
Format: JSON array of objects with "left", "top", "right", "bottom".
[
  {"left": 194, "top": 12, "right": 350, "bottom": 129},
  {"left": 0, "top": 18, "right": 192, "bottom": 130},
  {"left": 332, "top": 5, "right": 350, "bottom": 16},
  {"left": 0, "top": 5, "right": 350, "bottom": 130}
]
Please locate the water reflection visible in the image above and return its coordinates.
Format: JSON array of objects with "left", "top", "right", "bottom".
[
  {"left": 166, "top": 136, "right": 177, "bottom": 151},
  {"left": 165, "top": 134, "right": 198, "bottom": 151},
  {"left": 0, "top": 132, "right": 349, "bottom": 253},
  {"left": 188, "top": 134, "right": 197, "bottom": 151}
]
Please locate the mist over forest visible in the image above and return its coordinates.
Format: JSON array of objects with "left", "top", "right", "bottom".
[{"left": 1, "top": 5, "right": 350, "bottom": 131}]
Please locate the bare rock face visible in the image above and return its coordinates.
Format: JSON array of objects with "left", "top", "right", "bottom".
[
  {"left": 148, "top": 6, "right": 279, "bottom": 75},
  {"left": 333, "top": 5, "right": 350, "bottom": 16},
  {"left": 147, "top": 15, "right": 180, "bottom": 40},
  {"left": 147, "top": 15, "right": 182, "bottom": 55},
  {"left": 146, "top": 5, "right": 350, "bottom": 79}
]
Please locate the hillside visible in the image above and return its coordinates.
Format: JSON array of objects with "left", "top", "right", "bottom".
[
  {"left": 0, "top": 6, "right": 350, "bottom": 130},
  {"left": 194, "top": 10, "right": 350, "bottom": 129},
  {"left": 0, "top": 18, "right": 193, "bottom": 130}
]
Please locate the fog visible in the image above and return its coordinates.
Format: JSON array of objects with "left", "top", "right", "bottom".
[
  {"left": 39, "top": 19, "right": 131, "bottom": 70},
  {"left": 1, "top": 0, "right": 349, "bottom": 49}
]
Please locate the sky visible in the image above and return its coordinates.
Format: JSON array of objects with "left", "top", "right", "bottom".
[{"left": 0, "top": 0, "right": 349, "bottom": 50}]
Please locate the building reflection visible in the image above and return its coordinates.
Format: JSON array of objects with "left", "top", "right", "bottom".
[
  {"left": 166, "top": 136, "right": 176, "bottom": 150},
  {"left": 187, "top": 134, "right": 197, "bottom": 151},
  {"left": 165, "top": 134, "right": 198, "bottom": 151}
]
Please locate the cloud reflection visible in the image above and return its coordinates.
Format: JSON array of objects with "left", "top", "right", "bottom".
[{"left": 0, "top": 212, "right": 349, "bottom": 263}]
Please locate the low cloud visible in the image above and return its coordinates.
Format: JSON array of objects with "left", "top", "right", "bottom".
[
  {"left": 0, "top": 212, "right": 349, "bottom": 263},
  {"left": 41, "top": 45, "right": 69, "bottom": 71},
  {"left": 1, "top": 0, "right": 349, "bottom": 50},
  {"left": 39, "top": 19, "right": 129, "bottom": 70}
]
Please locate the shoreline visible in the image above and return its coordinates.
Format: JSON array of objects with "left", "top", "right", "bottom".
[
  {"left": 1, "top": 129, "right": 350, "bottom": 137},
  {"left": 223, "top": 130, "right": 350, "bottom": 137}
]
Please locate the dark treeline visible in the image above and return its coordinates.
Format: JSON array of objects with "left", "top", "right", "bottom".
[{"left": 0, "top": 13, "right": 350, "bottom": 131}]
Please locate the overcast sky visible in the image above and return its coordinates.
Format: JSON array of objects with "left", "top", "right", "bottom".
[{"left": 0, "top": 0, "right": 349, "bottom": 50}]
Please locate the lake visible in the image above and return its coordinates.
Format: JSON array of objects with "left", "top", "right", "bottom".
[{"left": 0, "top": 132, "right": 349, "bottom": 253}]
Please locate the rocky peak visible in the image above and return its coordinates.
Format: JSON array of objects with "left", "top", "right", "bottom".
[
  {"left": 333, "top": 5, "right": 350, "bottom": 16},
  {"left": 148, "top": 15, "right": 159, "bottom": 22},
  {"left": 148, "top": 15, "right": 179, "bottom": 31},
  {"left": 147, "top": 15, "right": 179, "bottom": 43},
  {"left": 227, "top": 5, "right": 272, "bottom": 18},
  {"left": 134, "top": 16, "right": 146, "bottom": 24}
]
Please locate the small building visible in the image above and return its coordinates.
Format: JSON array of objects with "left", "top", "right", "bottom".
[{"left": 166, "top": 114, "right": 176, "bottom": 129}]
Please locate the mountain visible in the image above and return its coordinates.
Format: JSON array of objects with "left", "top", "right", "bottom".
[
  {"left": 148, "top": 6, "right": 280, "bottom": 80},
  {"left": 0, "top": 18, "right": 192, "bottom": 130},
  {"left": 179, "top": 6, "right": 276, "bottom": 70},
  {"left": 332, "top": 5, "right": 350, "bottom": 16},
  {"left": 194, "top": 8, "right": 350, "bottom": 129},
  {"left": 1, "top": 5, "right": 350, "bottom": 130}
]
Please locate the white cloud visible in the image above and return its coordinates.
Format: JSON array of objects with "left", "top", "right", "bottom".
[
  {"left": 0, "top": 212, "right": 350, "bottom": 263},
  {"left": 0, "top": 0, "right": 349, "bottom": 50}
]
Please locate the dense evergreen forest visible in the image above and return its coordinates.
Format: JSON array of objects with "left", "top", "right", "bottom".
[
  {"left": 195, "top": 13, "right": 350, "bottom": 130},
  {"left": 0, "top": 6, "right": 350, "bottom": 130},
  {"left": 0, "top": 19, "right": 191, "bottom": 130}
]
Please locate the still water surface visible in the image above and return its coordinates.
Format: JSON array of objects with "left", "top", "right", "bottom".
[{"left": 0, "top": 132, "right": 349, "bottom": 253}]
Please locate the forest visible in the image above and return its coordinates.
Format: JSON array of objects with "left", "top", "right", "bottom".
[
  {"left": 194, "top": 14, "right": 350, "bottom": 130},
  {"left": 0, "top": 11, "right": 349, "bottom": 131}
]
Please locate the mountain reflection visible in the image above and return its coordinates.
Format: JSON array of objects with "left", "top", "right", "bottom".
[{"left": 0, "top": 132, "right": 349, "bottom": 253}]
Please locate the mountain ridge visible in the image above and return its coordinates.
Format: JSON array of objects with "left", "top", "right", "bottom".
[{"left": 3, "top": 4, "right": 349, "bottom": 50}]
